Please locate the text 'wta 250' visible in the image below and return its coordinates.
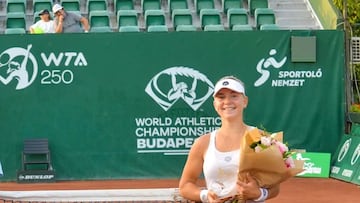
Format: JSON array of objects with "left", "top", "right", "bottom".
[
  {"left": 0, "top": 45, "right": 88, "bottom": 89},
  {"left": 40, "top": 51, "right": 87, "bottom": 85}
]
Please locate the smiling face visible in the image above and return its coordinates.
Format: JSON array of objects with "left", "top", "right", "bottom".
[{"left": 213, "top": 88, "right": 248, "bottom": 120}]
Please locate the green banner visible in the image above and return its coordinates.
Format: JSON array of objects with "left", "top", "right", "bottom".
[
  {"left": 293, "top": 152, "right": 331, "bottom": 178},
  {"left": 0, "top": 30, "right": 345, "bottom": 181},
  {"left": 331, "top": 135, "right": 360, "bottom": 182},
  {"left": 350, "top": 123, "right": 360, "bottom": 137},
  {"left": 351, "top": 164, "right": 360, "bottom": 185}
]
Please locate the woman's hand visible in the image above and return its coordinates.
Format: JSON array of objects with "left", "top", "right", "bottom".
[
  {"left": 208, "top": 190, "right": 233, "bottom": 203},
  {"left": 236, "top": 173, "right": 261, "bottom": 200}
]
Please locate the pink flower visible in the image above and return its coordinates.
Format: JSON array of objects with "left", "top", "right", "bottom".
[
  {"left": 285, "top": 157, "right": 295, "bottom": 168},
  {"left": 275, "top": 141, "right": 289, "bottom": 154}
]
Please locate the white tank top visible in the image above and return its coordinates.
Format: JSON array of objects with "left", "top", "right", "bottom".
[{"left": 203, "top": 129, "right": 263, "bottom": 203}]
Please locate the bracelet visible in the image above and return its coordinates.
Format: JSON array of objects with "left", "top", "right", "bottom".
[
  {"left": 200, "top": 189, "right": 209, "bottom": 202},
  {"left": 253, "top": 188, "right": 268, "bottom": 202}
]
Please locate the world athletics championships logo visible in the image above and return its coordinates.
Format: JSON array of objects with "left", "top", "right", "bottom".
[
  {"left": 0, "top": 44, "right": 38, "bottom": 90},
  {"left": 145, "top": 67, "right": 214, "bottom": 111}
]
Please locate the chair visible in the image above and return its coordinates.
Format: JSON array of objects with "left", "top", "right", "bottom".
[
  {"left": 114, "top": 0, "right": 134, "bottom": 12},
  {"left": 6, "top": 12, "right": 26, "bottom": 29},
  {"left": 33, "top": 0, "right": 52, "bottom": 13},
  {"left": 227, "top": 8, "right": 248, "bottom": 29},
  {"left": 4, "top": 28, "right": 26, "bottom": 34},
  {"left": 147, "top": 25, "right": 168, "bottom": 32},
  {"left": 255, "top": 8, "right": 275, "bottom": 29},
  {"left": 87, "top": 0, "right": 108, "bottom": 12},
  {"left": 117, "top": 10, "right": 138, "bottom": 27},
  {"left": 60, "top": 0, "right": 80, "bottom": 12},
  {"left": 222, "top": 0, "right": 242, "bottom": 13},
  {"left": 142, "top": 0, "right": 161, "bottom": 13},
  {"left": 6, "top": 0, "right": 26, "bottom": 14},
  {"left": 21, "top": 138, "right": 53, "bottom": 171},
  {"left": 248, "top": 0, "right": 268, "bottom": 16},
  {"left": 145, "top": 9, "right": 165, "bottom": 28},
  {"left": 176, "top": 24, "right": 197, "bottom": 31},
  {"left": 260, "top": 24, "right": 280, "bottom": 30},
  {"left": 90, "top": 27, "right": 113, "bottom": 32},
  {"left": 168, "top": 0, "right": 188, "bottom": 14},
  {"left": 195, "top": 0, "right": 215, "bottom": 14},
  {"left": 204, "top": 24, "right": 225, "bottom": 31},
  {"left": 232, "top": 24, "right": 253, "bottom": 31},
  {"left": 172, "top": 9, "right": 192, "bottom": 29},
  {"left": 200, "top": 9, "right": 221, "bottom": 29},
  {"left": 89, "top": 10, "right": 111, "bottom": 32},
  {"left": 119, "top": 25, "right": 140, "bottom": 32}
]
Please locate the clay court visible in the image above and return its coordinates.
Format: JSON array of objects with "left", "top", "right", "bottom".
[{"left": 0, "top": 177, "right": 359, "bottom": 202}]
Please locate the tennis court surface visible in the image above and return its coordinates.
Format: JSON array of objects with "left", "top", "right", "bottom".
[{"left": 0, "top": 177, "right": 359, "bottom": 202}]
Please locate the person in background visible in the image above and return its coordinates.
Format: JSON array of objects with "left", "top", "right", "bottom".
[
  {"left": 179, "top": 76, "right": 280, "bottom": 203},
  {"left": 52, "top": 4, "right": 89, "bottom": 33},
  {"left": 29, "top": 9, "right": 55, "bottom": 34}
]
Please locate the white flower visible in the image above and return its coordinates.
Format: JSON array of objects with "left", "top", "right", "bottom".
[{"left": 260, "top": 136, "right": 272, "bottom": 146}]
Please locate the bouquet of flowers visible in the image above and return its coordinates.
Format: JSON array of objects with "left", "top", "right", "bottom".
[{"left": 238, "top": 127, "right": 304, "bottom": 192}]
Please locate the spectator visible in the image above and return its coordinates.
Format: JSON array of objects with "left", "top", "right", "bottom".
[
  {"left": 52, "top": 4, "right": 90, "bottom": 33},
  {"left": 29, "top": 9, "right": 55, "bottom": 34}
]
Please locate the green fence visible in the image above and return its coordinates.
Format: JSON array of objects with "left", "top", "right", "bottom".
[{"left": 0, "top": 30, "right": 345, "bottom": 181}]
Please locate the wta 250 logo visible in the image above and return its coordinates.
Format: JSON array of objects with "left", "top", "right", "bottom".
[
  {"left": 0, "top": 44, "right": 87, "bottom": 90},
  {"left": 0, "top": 45, "right": 38, "bottom": 90},
  {"left": 145, "top": 67, "right": 214, "bottom": 111}
]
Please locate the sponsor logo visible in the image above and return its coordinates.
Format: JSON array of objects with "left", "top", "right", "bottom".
[
  {"left": 18, "top": 174, "right": 55, "bottom": 180},
  {"left": 351, "top": 143, "right": 360, "bottom": 165},
  {"left": 0, "top": 44, "right": 37, "bottom": 90},
  {"left": 254, "top": 49, "right": 322, "bottom": 87},
  {"left": 338, "top": 138, "right": 351, "bottom": 162},
  {"left": 0, "top": 45, "right": 88, "bottom": 90},
  {"left": 254, "top": 49, "right": 287, "bottom": 87},
  {"left": 145, "top": 67, "right": 214, "bottom": 111}
]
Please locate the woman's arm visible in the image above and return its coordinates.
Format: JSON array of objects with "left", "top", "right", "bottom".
[{"left": 179, "top": 135, "right": 209, "bottom": 201}]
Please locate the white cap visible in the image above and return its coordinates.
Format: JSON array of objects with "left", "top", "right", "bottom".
[
  {"left": 213, "top": 78, "right": 245, "bottom": 96},
  {"left": 52, "top": 4, "right": 63, "bottom": 13}
]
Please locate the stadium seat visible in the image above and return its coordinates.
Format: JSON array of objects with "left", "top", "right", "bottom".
[
  {"left": 87, "top": 0, "right": 108, "bottom": 12},
  {"left": 172, "top": 9, "right": 192, "bottom": 29},
  {"left": 227, "top": 8, "right": 248, "bottom": 29},
  {"left": 260, "top": 24, "right": 280, "bottom": 30},
  {"left": 204, "top": 24, "right": 225, "bottom": 31},
  {"left": 145, "top": 9, "right": 166, "bottom": 28},
  {"left": 200, "top": 9, "right": 221, "bottom": 29},
  {"left": 222, "top": 0, "right": 242, "bottom": 13},
  {"left": 33, "top": 0, "right": 52, "bottom": 13},
  {"left": 168, "top": 0, "right": 188, "bottom": 14},
  {"left": 195, "top": 0, "right": 215, "bottom": 14},
  {"left": 6, "top": 0, "right": 26, "bottom": 14},
  {"left": 117, "top": 10, "right": 138, "bottom": 28},
  {"left": 90, "top": 27, "right": 113, "bottom": 32},
  {"left": 114, "top": 0, "right": 134, "bottom": 12},
  {"left": 60, "top": 0, "right": 80, "bottom": 12},
  {"left": 255, "top": 8, "right": 275, "bottom": 29},
  {"left": 4, "top": 28, "right": 26, "bottom": 34},
  {"left": 175, "top": 24, "right": 197, "bottom": 31},
  {"left": 231, "top": 24, "right": 253, "bottom": 31},
  {"left": 147, "top": 25, "right": 168, "bottom": 32},
  {"left": 248, "top": 0, "right": 268, "bottom": 16},
  {"left": 142, "top": 0, "right": 161, "bottom": 13},
  {"left": 6, "top": 12, "right": 26, "bottom": 29},
  {"left": 89, "top": 10, "right": 112, "bottom": 32},
  {"left": 119, "top": 25, "right": 140, "bottom": 32}
]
